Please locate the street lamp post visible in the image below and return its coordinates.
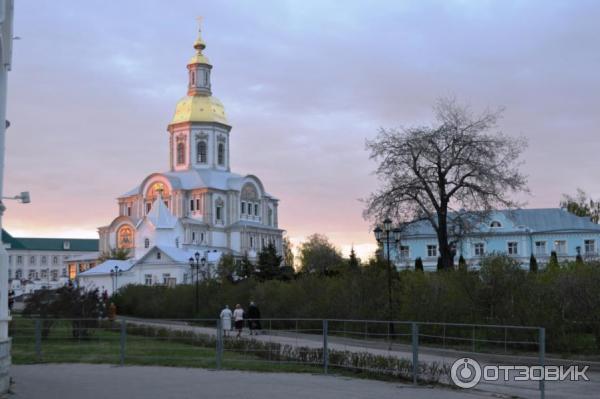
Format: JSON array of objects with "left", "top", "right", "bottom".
[
  {"left": 109, "top": 266, "right": 122, "bottom": 294},
  {"left": 374, "top": 219, "right": 401, "bottom": 333},
  {"left": 188, "top": 252, "right": 207, "bottom": 316}
]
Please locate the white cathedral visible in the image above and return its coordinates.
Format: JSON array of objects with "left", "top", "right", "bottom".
[{"left": 79, "top": 26, "right": 283, "bottom": 293}]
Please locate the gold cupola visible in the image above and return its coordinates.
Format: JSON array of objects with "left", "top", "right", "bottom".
[{"left": 169, "top": 26, "right": 229, "bottom": 127}]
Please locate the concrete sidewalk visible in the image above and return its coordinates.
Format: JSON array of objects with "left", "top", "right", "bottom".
[{"left": 9, "top": 364, "right": 494, "bottom": 399}]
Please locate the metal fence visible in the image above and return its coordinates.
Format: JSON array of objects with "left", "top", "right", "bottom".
[{"left": 9, "top": 317, "right": 546, "bottom": 398}]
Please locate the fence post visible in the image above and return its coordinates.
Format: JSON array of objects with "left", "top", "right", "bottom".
[
  {"left": 216, "top": 319, "right": 223, "bottom": 370},
  {"left": 539, "top": 328, "right": 545, "bottom": 399},
  {"left": 34, "top": 319, "right": 42, "bottom": 361},
  {"left": 120, "top": 320, "right": 126, "bottom": 366},
  {"left": 322, "top": 319, "right": 328, "bottom": 374},
  {"left": 411, "top": 322, "right": 418, "bottom": 384}
]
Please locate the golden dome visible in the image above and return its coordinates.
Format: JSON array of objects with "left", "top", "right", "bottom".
[
  {"left": 188, "top": 53, "right": 210, "bottom": 65},
  {"left": 169, "top": 95, "right": 228, "bottom": 126}
]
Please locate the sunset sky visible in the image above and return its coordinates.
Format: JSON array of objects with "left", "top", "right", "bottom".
[{"left": 4, "top": 1, "right": 600, "bottom": 261}]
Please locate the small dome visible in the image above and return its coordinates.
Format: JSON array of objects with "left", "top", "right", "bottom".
[
  {"left": 169, "top": 95, "right": 228, "bottom": 126},
  {"left": 188, "top": 53, "right": 210, "bottom": 65}
]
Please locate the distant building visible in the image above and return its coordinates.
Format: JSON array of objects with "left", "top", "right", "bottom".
[
  {"left": 2, "top": 230, "right": 98, "bottom": 292},
  {"left": 384, "top": 209, "right": 600, "bottom": 271}
]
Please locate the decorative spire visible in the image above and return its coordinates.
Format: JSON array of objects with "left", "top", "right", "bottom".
[{"left": 193, "top": 16, "right": 206, "bottom": 53}]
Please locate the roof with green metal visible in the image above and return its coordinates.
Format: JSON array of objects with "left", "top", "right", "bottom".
[{"left": 2, "top": 229, "right": 98, "bottom": 252}]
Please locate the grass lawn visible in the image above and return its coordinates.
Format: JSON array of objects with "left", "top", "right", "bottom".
[{"left": 9, "top": 318, "right": 323, "bottom": 374}]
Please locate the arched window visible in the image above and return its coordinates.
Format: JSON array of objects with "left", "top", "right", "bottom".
[
  {"left": 490, "top": 221, "right": 502, "bottom": 228},
  {"left": 190, "top": 71, "right": 196, "bottom": 85},
  {"left": 144, "top": 238, "right": 150, "bottom": 248},
  {"left": 197, "top": 141, "right": 207, "bottom": 163},
  {"left": 117, "top": 226, "right": 134, "bottom": 249},
  {"left": 217, "top": 143, "right": 225, "bottom": 165},
  {"left": 176, "top": 142, "right": 185, "bottom": 165}
]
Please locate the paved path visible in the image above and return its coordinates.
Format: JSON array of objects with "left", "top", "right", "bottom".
[
  {"left": 9, "top": 364, "right": 496, "bottom": 399},
  {"left": 122, "top": 318, "right": 599, "bottom": 399}
]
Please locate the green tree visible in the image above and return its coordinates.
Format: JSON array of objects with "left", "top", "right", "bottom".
[
  {"left": 529, "top": 254, "right": 538, "bottom": 273},
  {"left": 560, "top": 188, "right": 600, "bottom": 223},
  {"left": 256, "top": 243, "right": 283, "bottom": 281},
  {"left": 348, "top": 246, "right": 360, "bottom": 270},
  {"left": 298, "top": 234, "right": 343, "bottom": 275},
  {"left": 98, "top": 247, "right": 131, "bottom": 263},
  {"left": 216, "top": 253, "right": 236, "bottom": 283},
  {"left": 458, "top": 255, "right": 467, "bottom": 271},
  {"left": 414, "top": 257, "right": 424, "bottom": 271},
  {"left": 282, "top": 236, "right": 295, "bottom": 267},
  {"left": 236, "top": 253, "right": 255, "bottom": 280},
  {"left": 548, "top": 251, "right": 559, "bottom": 271}
]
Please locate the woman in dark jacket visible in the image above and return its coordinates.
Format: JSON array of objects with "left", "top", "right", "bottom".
[{"left": 247, "top": 301, "right": 261, "bottom": 335}]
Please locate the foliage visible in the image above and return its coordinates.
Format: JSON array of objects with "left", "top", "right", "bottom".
[
  {"left": 297, "top": 233, "right": 344, "bottom": 275},
  {"left": 256, "top": 243, "right": 284, "bottom": 281},
  {"left": 282, "top": 236, "right": 295, "bottom": 267},
  {"left": 348, "top": 246, "right": 360, "bottom": 269},
  {"left": 529, "top": 254, "right": 538, "bottom": 273},
  {"left": 560, "top": 188, "right": 600, "bottom": 223},
  {"left": 113, "top": 255, "right": 600, "bottom": 354},
  {"left": 98, "top": 247, "right": 131, "bottom": 263},
  {"left": 365, "top": 98, "right": 527, "bottom": 270},
  {"left": 414, "top": 257, "right": 424, "bottom": 271},
  {"left": 216, "top": 253, "right": 236, "bottom": 283},
  {"left": 236, "top": 253, "right": 255, "bottom": 280},
  {"left": 458, "top": 255, "right": 467, "bottom": 271},
  {"left": 23, "top": 286, "right": 103, "bottom": 338}
]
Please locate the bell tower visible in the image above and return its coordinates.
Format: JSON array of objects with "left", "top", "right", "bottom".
[{"left": 167, "top": 21, "right": 232, "bottom": 173}]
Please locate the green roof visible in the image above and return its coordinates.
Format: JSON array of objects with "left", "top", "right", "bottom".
[{"left": 2, "top": 229, "right": 98, "bottom": 252}]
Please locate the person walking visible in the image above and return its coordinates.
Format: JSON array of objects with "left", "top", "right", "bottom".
[
  {"left": 220, "top": 305, "right": 233, "bottom": 337},
  {"left": 233, "top": 304, "right": 244, "bottom": 338},
  {"left": 247, "top": 301, "right": 262, "bottom": 335}
]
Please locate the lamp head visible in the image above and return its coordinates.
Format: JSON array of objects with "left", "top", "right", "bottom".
[
  {"left": 188, "top": 257, "right": 194, "bottom": 266},
  {"left": 373, "top": 226, "right": 382, "bottom": 242},
  {"left": 383, "top": 218, "right": 392, "bottom": 232},
  {"left": 194, "top": 252, "right": 200, "bottom": 261}
]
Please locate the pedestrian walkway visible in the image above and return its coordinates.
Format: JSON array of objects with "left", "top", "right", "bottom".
[{"left": 9, "top": 364, "right": 493, "bottom": 399}]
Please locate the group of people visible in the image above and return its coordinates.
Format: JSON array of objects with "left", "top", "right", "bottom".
[{"left": 219, "top": 302, "right": 261, "bottom": 338}]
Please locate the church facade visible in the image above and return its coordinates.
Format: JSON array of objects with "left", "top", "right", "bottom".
[{"left": 83, "top": 27, "right": 283, "bottom": 293}]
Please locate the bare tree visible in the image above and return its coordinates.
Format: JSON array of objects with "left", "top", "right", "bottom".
[{"left": 365, "top": 98, "right": 528, "bottom": 270}]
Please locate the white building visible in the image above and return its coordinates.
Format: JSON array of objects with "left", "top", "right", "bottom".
[
  {"left": 2, "top": 230, "right": 99, "bottom": 294},
  {"left": 80, "top": 25, "right": 283, "bottom": 294}
]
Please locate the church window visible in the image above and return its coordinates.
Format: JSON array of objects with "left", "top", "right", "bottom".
[
  {"left": 241, "top": 202, "right": 246, "bottom": 214},
  {"left": 268, "top": 209, "right": 273, "bottom": 226},
  {"left": 200, "top": 232, "right": 205, "bottom": 243},
  {"left": 144, "top": 238, "right": 150, "bottom": 249},
  {"left": 250, "top": 236, "right": 254, "bottom": 248},
  {"left": 216, "top": 206, "right": 222, "bottom": 221},
  {"left": 117, "top": 226, "right": 134, "bottom": 249},
  {"left": 164, "top": 200, "right": 169, "bottom": 208},
  {"left": 197, "top": 141, "right": 207, "bottom": 163},
  {"left": 196, "top": 199, "right": 200, "bottom": 211},
  {"left": 190, "top": 199, "right": 195, "bottom": 211},
  {"left": 53, "top": 256, "right": 59, "bottom": 265},
  {"left": 254, "top": 204, "right": 259, "bottom": 216},
  {"left": 217, "top": 143, "right": 225, "bottom": 165},
  {"left": 127, "top": 206, "right": 132, "bottom": 217},
  {"left": 191, "top": 71, "right": 196, "bottom": 85},
  {"left": 192, "top": 232, "right": 196, "bottom": 242},
  {"left": 177, "top": 142, "right": 185, "bottom": 165},
  {"left": 156, "top": 252, "right": 161, "bottom": 260},
  {"left": 490, "top": 221, "right": 502, "bottom": 228}
]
